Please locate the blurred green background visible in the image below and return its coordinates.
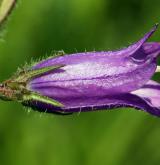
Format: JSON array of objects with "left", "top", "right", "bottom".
[{"left": 0, "top": 0, "right": 160, "bottom": 165}]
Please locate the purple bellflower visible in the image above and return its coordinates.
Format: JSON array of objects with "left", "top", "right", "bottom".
[{"left": 1, "top": 24, "right": 160, "bottom": 116}]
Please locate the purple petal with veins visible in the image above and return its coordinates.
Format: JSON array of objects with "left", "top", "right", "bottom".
[{"left": 26, "top": 24, "right": 160, "bottom": 116}]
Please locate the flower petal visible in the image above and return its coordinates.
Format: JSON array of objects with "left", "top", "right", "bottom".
[
  {"left": 29, "top": 25, "right": 160, "bottom": 97},
  {"left": 131, "top": 80, "right": 160, "bottom": 116},
  {"left": 33, "top": 24, "right": 158, "bottom": 69},
  {"left": 26, "top": 25, "right": 160, "bottom": 116},
  {"left": 25, "top": 80, "right": 160, "bottom": 116}
]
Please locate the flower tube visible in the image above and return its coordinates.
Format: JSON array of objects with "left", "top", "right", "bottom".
[{"left": 1, "top": 24, "right": 160, "bottom": 116}]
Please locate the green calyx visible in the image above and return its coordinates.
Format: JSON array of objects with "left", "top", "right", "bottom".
[
  {"left": 0, "top": 65, "right": 65, "bottom": 108},
  {"left": 0, "top": 1, "right": 66, "bottom": 112},
  {"left": 14, "top": 65, "right": 65, "bottom": 82},
  {"left": 23, "top": 92, "right": 64, "bottom": 108}
]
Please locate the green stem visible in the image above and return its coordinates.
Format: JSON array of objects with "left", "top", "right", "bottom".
[{"left": 0, "top": 0, "right": 17, "bottom": 27}]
